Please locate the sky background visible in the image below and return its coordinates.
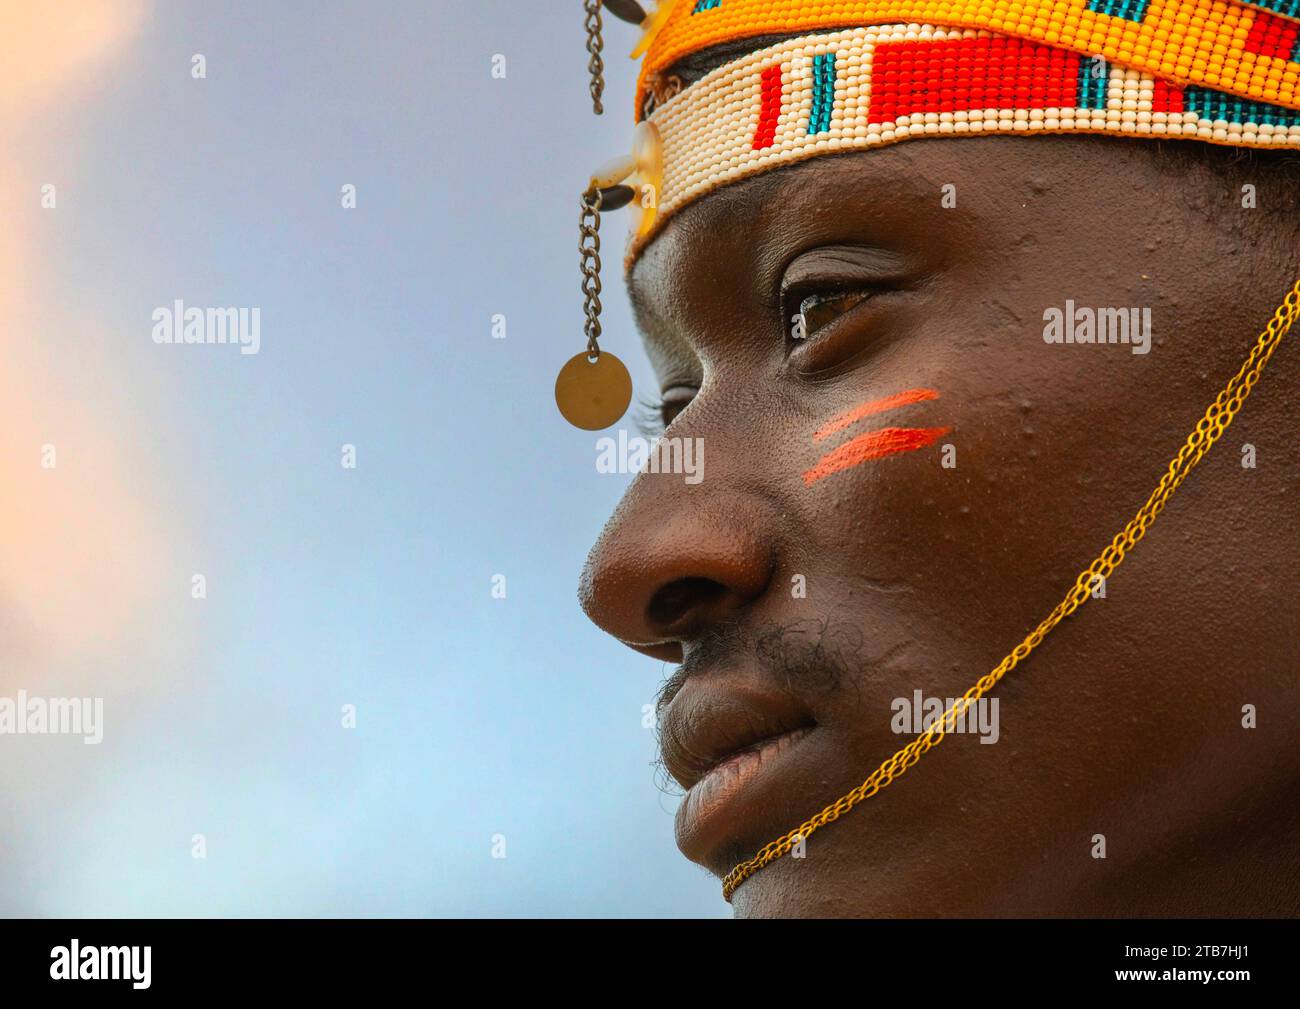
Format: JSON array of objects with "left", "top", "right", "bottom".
[{"left": 0, "top": 0, "right": 727, "bottom": 917}]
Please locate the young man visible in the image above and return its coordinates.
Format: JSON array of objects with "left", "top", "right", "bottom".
[{"left": 573, "top": 0, "right": 1300, "bottom": 916}]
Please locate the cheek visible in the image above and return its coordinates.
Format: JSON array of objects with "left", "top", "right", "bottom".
[
  {"left": 776, "top": 350, "right": 1051, "bottom": 659},
  {"left": 782, "top": 380, "right": 960, "bottom": 585}
]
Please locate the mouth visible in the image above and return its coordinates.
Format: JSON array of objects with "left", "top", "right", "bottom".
[
  {"left": 680, "top": 724, "right": 815, "bottom": 838},
  {"left": 660, "top": 678, "right": 819, "bottom": 867}
]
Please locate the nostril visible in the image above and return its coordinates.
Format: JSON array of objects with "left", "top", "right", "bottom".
[{"left": 647, "top": 576, "right": 726, "bottom": 631}]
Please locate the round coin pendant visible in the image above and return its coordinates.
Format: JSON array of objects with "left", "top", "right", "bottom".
[{"left": 555, "top": 351, "right": 633, "bottom": 430}]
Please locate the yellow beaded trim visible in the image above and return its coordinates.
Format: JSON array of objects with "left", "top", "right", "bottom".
[{"left": 636, "top": 0, "right": 1300, "bottom": 118}]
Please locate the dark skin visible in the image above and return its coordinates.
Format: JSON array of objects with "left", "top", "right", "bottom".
[{"left": 578, "top": 135, "right": 1300, "bottom": 917}]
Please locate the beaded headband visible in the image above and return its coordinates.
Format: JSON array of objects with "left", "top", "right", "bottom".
[
  {"left": 637, "top": 21, "right": 1300, "bottom": 255},
  {"left": 636, "top": 0, "right": 1300, "bottom": 117},
  {"left": 626, "top": 0, "right": 1300, "bottom": 250}
]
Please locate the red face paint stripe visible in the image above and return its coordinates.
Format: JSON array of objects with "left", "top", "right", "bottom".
[
  {"left": 802, "top": 426, "right": 951, "bottom": 486},
  {"left": 812, "top": 388, "right": 940, "bottom": 442}
]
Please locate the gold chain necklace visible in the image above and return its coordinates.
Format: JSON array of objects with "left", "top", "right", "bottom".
[{"left": 722, "top": 277, "right": 1300, "bottom": 902}]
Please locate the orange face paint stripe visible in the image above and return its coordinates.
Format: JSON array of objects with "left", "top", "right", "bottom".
[
  {"left": 812, "top": 388, "right": 940, "bottom": 442},
  {"left": 802, "top": 426, "right": 951, "bottom": 486}
]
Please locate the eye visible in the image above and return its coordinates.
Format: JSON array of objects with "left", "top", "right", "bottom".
[
  {"left": 792, "top": 290, "right": 875, "bottom": 341},
  {"left": 637, "top": 387, "right": 696, "bottom": 436}
]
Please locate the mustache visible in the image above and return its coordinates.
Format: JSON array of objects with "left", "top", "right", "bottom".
[{"left": 656, "top": 615, "right": 864, "bottom": 712}]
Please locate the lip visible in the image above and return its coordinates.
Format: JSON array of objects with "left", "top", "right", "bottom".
[
  {"left": 660, "top": 677, "right": 817, "bottom": 865},
  {"left": 678, "top": 725, "right": 815, "bottom": 850}
]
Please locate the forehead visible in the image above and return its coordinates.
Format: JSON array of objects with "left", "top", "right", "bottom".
[
  {"left": 621, "top": 134, "right": 1201, "bottom": 380},
  {"left": 626, "top": 137, "right": 1085, "bottom": 320},
  {"left": 628, "top": 131, "right": 1195, "bottom": 288}
]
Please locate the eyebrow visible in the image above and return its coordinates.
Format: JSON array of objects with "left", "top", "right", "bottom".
[
  {"left": 812, "top": 388, "right": 939, "bottom": 441},
  {"left": 780, "top": 244, "right": 912, "bottom": 297}
]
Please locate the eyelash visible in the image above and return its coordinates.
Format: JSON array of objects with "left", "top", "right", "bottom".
[
  {"left": 635, "top": 396, "right": 671, "bottom": 438},
  {"left": 788, "top": 288, "right": 877, "bottom": 343},
  {"left": 642, "top": 287, "right": 879, "bottom": 433}
]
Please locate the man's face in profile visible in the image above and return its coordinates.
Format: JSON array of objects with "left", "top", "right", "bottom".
[{"left": 579, "top": 135, "right": 1300, "bottom": 916}]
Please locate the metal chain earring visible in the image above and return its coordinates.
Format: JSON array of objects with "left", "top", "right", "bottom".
[{"left": 555, "top": 185, "right": 633, "bottom": 430}]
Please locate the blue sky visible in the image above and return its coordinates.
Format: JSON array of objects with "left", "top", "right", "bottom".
[{"left": 0, "top": 1, "right": 725, "bottom": 917}]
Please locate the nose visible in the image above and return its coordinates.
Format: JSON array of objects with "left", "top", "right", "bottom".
[{"left": 579, "top": 475, "right": 775, "bottom": 657}]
